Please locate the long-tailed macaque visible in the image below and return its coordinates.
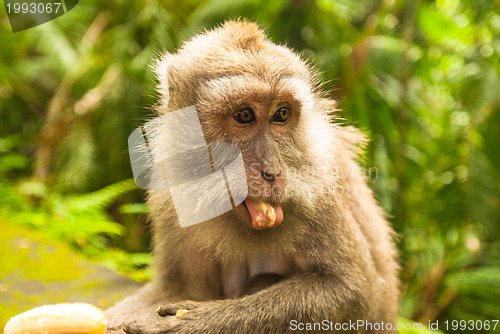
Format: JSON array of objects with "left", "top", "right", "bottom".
[{"left": 105, "top": 20, "right": 400, "bottom": 334}]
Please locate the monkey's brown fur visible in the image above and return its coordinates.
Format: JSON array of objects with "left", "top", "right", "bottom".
[{"left": 105, "top": 20, "right": 400, "bottom": 334}]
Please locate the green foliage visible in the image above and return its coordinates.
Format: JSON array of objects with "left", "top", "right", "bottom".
[
  {"left": 1, "top": 0, "right": 499, "bottom": 331},
  {"left": 0, "top": 138, "right": 151, "bottom": 280},
  {"left": 0, "top": 176, "right": 152, "bottom": 281}
]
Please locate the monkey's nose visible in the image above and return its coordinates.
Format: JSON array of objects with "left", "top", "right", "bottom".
[{"left": 261, "top": 168, "right": 282, "bottom": 182}]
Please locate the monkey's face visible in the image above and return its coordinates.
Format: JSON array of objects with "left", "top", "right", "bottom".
[
  {"left": 153, "top": 27, "right": 320, "bottom": 230},
  {"left": 196, "top": 75, "right": 315, "bottom": 230}
]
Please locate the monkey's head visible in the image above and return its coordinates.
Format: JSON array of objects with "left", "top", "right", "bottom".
[{"left": 153, "top": 20, "right": 348, "bottom": 231}]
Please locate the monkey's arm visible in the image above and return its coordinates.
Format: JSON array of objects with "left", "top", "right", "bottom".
[{"left": 123, "top": 272, "right": 372, "bottom": 334}]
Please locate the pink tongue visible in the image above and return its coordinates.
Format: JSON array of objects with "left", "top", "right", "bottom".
[{"left": 245, "top": 199, "right": 283, "bottom": 230}]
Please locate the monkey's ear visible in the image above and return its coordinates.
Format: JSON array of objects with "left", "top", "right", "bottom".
[
  {"left": 317, "top": 98, "right": 368, "bottom": 154},
  {"left": 316, "top": 97, "right": 340, "bottom": 120},
  {"left": 337, "top": 125, "right": 368, "bottom": 159}
]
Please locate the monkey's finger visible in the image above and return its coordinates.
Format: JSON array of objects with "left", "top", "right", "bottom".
[
  {"left": 122, "top": 322, "right": 159, "bottom": 334},
  {"left": 157, "top": 302, "right": 199, "bottom": 317},
  {"left": 122, "top": 322, "right": 140, "bottom": 334},
  {"left": 123, "top": 319, "right": 178, "bottom": 334},
  {"left": 156, "top": 305, "right": 177, "bottom": 317}
]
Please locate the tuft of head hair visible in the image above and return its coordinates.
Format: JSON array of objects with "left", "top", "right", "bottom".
[
  {"left": 153, "top": 20, "right": 313, "bottom": 112},
  {"left": 188, "top": 19, "right": 268, "bottom": 52}
]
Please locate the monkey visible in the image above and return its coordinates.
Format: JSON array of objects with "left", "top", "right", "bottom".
[{"left": 104, "top": 20, "right": 400, "bottom": 334}]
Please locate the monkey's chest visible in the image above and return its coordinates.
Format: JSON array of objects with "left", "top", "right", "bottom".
[{"left": 220, "top": 256, "right": 297, "bottom": 298}]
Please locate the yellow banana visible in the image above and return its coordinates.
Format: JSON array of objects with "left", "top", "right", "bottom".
[{"left": 4, "top": 303, "right": 107, "bottom": 334}]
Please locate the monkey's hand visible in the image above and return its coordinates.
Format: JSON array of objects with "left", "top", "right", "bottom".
[{"left": 122, "top": 301, "right": 222, "bottom": 334}]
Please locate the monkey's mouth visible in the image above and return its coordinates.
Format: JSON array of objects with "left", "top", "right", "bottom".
[{"left": 243, "top": 199, "right": 283, "bottom": 230}]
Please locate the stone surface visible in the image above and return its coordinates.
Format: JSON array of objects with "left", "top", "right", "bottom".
[{"left": 0, "top": 220, "right": 142, "bottom": 332}]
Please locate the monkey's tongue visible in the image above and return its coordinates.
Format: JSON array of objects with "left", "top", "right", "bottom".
[{"left": 244, "top": 199, "right": 283, "bottom": 230}]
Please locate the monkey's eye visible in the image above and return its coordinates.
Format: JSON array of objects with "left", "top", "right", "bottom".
[
  {"left": 233, "top": 108, "right": 255, "bottom": 124},
  {"left": 272, "top": 107, "right": 290, "bottom": 123}
]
